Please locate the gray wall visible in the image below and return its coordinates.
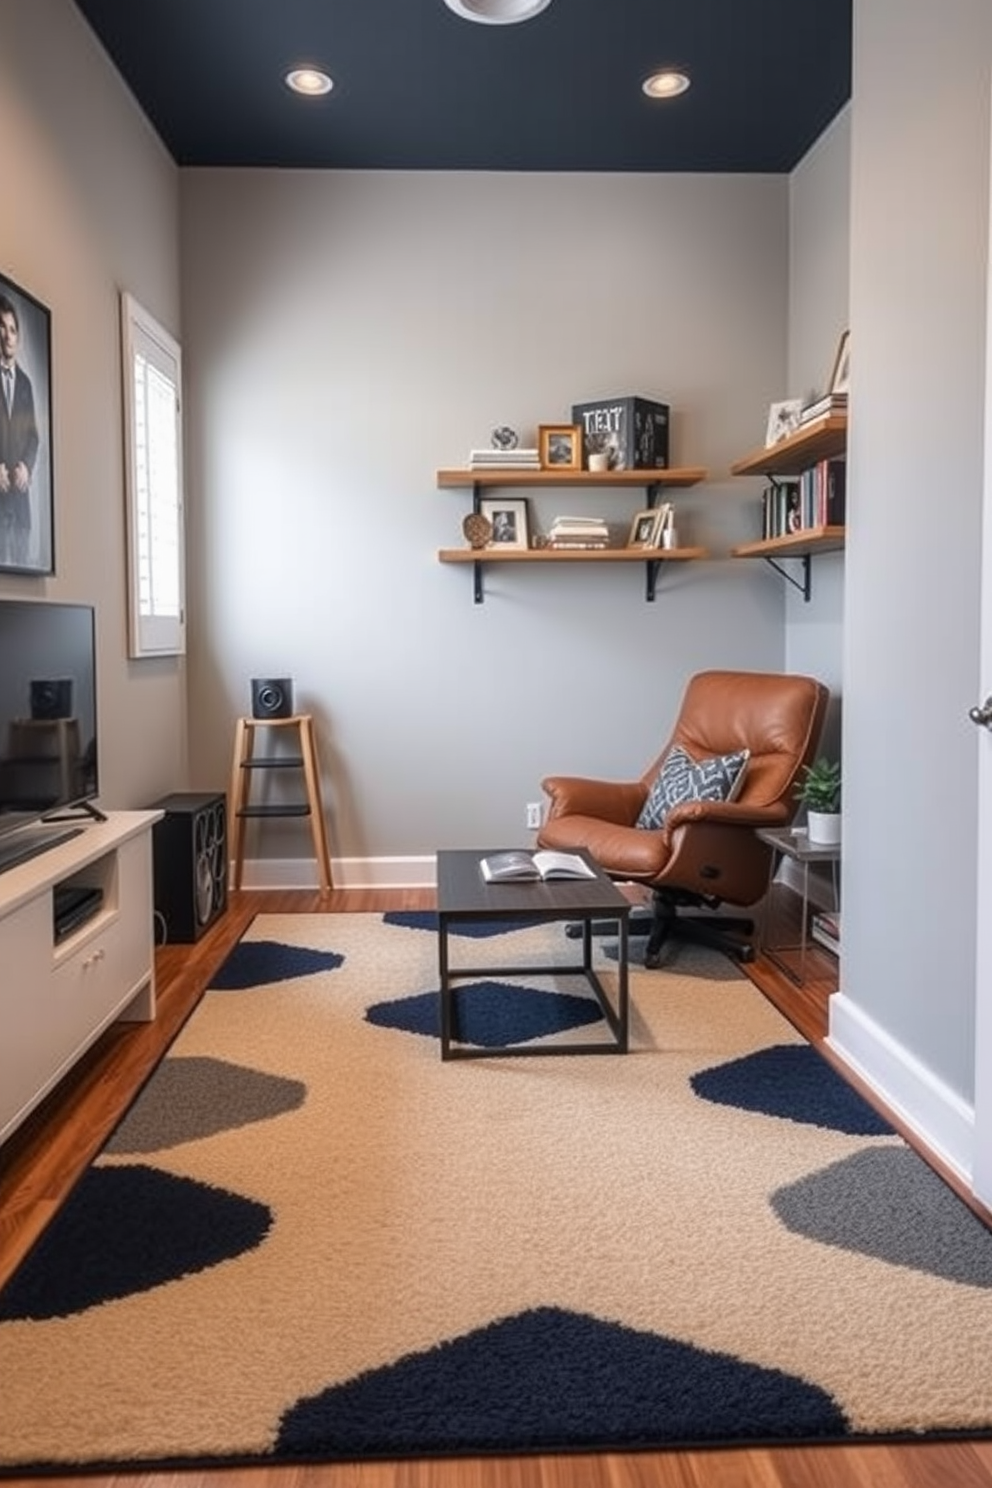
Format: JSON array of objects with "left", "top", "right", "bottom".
[
  {"left": 0, "top": 0, "right": 186, "bottom": 810},
  {"left": 786, "top": 108, "right": 849, "bottom": 735},
  {"left": 830, "top": 0, "right": 991, "bottom": 1170},
  {"left": 179, "top": 170, "right": 793, "bottom": 881}
]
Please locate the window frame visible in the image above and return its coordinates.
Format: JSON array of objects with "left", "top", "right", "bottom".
[{"left": 120, "top": 292, "right": 186, "bottom": 658}]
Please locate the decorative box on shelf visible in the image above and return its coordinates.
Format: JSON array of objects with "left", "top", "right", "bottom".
[{"left": 571, "top": 396, "right": 670, "bottom": 471}]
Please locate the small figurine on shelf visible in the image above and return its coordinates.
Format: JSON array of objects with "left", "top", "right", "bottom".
[{"left": 462, "top": 512, "right": 493, "bottom": 550}]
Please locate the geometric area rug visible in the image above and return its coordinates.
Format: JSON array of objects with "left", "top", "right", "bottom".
[{"left": 2, "top": 911, "right": 992, "bottom": 1472}]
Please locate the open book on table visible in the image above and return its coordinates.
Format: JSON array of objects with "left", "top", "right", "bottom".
[{"left": 480, "top": 850, "right": 597, "bottom": 883}]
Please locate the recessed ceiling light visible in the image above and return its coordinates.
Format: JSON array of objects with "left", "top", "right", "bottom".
[
  {"left": 642, "top": 70, "right": 691, "bottom": 100},
  {"left": 443, "top": 0, "right": 552, "bottom": 23},
  {"left": 285, "top": 68, "right": 333, "bottom": 97}
]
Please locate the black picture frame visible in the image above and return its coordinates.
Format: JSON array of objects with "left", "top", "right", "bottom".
[{"left": 0, "top": 269, "right": 54, "bottom": 575}]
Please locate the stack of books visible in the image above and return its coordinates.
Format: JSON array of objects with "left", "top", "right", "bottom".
[
  {"left": 467, "top": 447, "right": 541, "bottom": 469},
  {"left": 810, "top": 908, "right": 841, "bottom": 956},
  {"left": 546, "top": 515, "right": 610, "bottom": 549},
  {"left": 799, "top": 391, "right": 848, "bottom": 425},
  {"left": 761, "top": 457, "right": 846, "bottom": 536}
]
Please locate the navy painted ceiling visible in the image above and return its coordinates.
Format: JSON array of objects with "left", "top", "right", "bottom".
[{"left": 72, "top": 0, "right": 851, "bottom": 174}]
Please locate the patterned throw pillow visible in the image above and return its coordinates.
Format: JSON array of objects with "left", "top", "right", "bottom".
[{"left": 636, "top": 745, "right": 750, "bottom": 831}]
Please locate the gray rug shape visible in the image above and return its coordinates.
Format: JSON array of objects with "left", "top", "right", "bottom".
[
  {"left": 105, "top": 1056, "right": 306, "bottom": 1153},
  {"left": 771, "top": 1146, "right": 992, "bottom": 1287}
]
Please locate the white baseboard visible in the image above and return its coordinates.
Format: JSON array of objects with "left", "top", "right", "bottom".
[
  {"left": 242, "top": 855, "right": 829, "bottom": 900},
  {"left": 235, "top": 855, "right": 437, "bottom": 890},
  {"left": 828, "top": 992, "right": 974, "bottom": 1185}
]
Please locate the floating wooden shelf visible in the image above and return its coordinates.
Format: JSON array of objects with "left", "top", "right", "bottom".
[
  {"left": 438, "top": 544, "right": 707, "bottom": 602},
  {"left": 730, "top": 414, "right": 847, "bottom": 478},
  {"left": 437, "top": 465, "right": 708, "bottom": 602},
  {"left": 437, "top": 546, "right": 707, "bottom": 564},
  {"left": 729, "top": 414, "right": 847, "bottom": 601},
  {"left": 437, "top": 466, "right": 707, "bottom": 489},
  {"left": 731, "top": 526, "right": 845, "bottom": 602},
  {"left": 732, "top": 526, "right": 845, "bottom": 560}
]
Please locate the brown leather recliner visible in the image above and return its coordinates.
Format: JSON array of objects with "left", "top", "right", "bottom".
[{"left": 537, "top": 669, "right": 829, "bottom": 967}]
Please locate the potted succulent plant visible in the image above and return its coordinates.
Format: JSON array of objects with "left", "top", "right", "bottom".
[
  {"left": 585, "top": 430, "right": 612, "bottom": 473},
  {"left": 795, "top": 756, "right": 842, "bottom": 845}
]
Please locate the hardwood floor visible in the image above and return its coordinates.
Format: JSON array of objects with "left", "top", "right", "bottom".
[{"left": 2, "top": 886, "right": 991, "bottom": 1488}]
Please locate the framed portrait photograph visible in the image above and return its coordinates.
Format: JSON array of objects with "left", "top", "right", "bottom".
[
  {"left": 829, "top": 330, "right": 850, "bottom": 395},
  {"left": 0, "top": 269, "right": 54, "bottom": 575},
  {"left": 627, "top": 507, "right": 664, "bottom": 549},
  {"left": 765, "top": 398, "right": 803, "bottom": 449},
  {"left": 480, "top": 496, "right": 530, "bottom": 551},
  {"left": 538, "top": 423, "right": 582, "bottom": 471}
]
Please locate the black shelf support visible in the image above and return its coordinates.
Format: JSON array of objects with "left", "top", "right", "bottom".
[
  {"left": 763, "top": 553, "right": 813, "bottom": 602},
  {"left": 472, "top": 481, "right": 485, "bottom": 602}
]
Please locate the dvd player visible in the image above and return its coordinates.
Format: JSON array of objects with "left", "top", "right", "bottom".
[{"left": 53, "top": 883, "right": 104, "bottom": 942}]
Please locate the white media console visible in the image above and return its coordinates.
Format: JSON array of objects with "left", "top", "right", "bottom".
[{"left": 0, "top": 809, "right": 162, "bottom": 1147}]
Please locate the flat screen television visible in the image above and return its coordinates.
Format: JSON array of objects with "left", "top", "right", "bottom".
[{"left": 0, "top": 598, "right": 101, "bottom": 874}]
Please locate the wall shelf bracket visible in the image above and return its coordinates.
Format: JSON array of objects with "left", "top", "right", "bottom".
[{"left": 764, "top": 553, "right": 812, "bottom": 602}]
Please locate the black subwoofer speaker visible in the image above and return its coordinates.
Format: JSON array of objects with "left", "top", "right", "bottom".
[
  {"left": 251, "top": 677, "right": 294, "bottom": 719},
  {"left": 151, "top": 792, "right": 228, "bottom": 943}
]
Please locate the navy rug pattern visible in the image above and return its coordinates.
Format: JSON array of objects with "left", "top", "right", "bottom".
[{"left": 2, "top": 911, "right": 992, "bottom": 1471}]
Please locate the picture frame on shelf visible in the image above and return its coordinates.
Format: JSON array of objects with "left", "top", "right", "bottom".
[
  {"left": 480, "top": 496, "right": 530, "bottom": 551},
  {"left": 829, "top": 330, "right": 850, "bottom": 395},
  {"left": 765, "top": 398, "right": 803, "bottom": 448},
  {"left": 627, "top": 507, "right": 664, "bottom": 549},
  {"left": 538, "top": 423, "right": 582, "bottom": 471},
  {"left": 0, "top": 268, "right": 54, "bottom": 576}
]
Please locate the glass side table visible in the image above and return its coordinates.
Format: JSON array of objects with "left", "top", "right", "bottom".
[{"left": 756, "top": 825, "right": 841, "bottom": 987}]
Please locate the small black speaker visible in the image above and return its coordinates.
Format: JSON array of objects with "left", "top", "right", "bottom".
[
  {"left": 251, "top": 677, "right": 294, "bottom": 719},
  {"left": 30, "top": 678, "right": 73, "bottom": 720},
  {"left": 151, "top": 792, "right": 228, "bottom": 943}
]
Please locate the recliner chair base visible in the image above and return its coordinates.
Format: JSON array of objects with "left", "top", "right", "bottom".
[
  {"left": 643, "top": 908, "right": 755, "bottom": 968},
  {"left": 564, "top": 901, "right": 757, "bottom": 967}
]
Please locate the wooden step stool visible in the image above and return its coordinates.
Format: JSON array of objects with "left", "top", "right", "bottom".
[{"left": 228, "top": 714, "right": 333, "bottom": 891}]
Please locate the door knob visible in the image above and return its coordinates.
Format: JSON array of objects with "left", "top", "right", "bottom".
[{"left": 969, "top": 696, "right": 992, "bottom": 729}]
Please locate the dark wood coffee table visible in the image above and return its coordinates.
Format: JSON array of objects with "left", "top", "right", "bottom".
[{"left": 435, "top": 848, "right": 631, "bottom": 1060}]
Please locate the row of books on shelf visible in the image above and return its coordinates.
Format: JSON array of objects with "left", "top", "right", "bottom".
[
  {"left": 762, "top": 458, "right": 846, "bottom": 540},
  {"left": 810, "top": 909, "right": 841, "bottom": 956}
]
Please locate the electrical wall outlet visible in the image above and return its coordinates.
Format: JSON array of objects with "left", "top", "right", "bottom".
[{"left": 526, "top": 801, "right": 542, "bottom": 830}]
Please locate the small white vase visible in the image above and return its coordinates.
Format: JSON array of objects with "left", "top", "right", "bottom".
[
  {"left": 807, "top": 810, "right": 841, "bottom": 846},
  {"left": 587, "top": 451, "right": 611, "bottom": 473}
]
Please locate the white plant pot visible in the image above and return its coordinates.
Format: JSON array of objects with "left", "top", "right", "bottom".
[{"left": 807, "top": 810, "right": 841, "bottom": 846}]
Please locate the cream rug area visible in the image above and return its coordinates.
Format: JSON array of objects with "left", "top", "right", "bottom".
[{"left": 1, "top": 909, "right": 991, "bottom": 1471}]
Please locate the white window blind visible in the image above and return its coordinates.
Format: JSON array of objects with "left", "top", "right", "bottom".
[{"left": 121, "top": 293, "right": 186, "bottom": 657}]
